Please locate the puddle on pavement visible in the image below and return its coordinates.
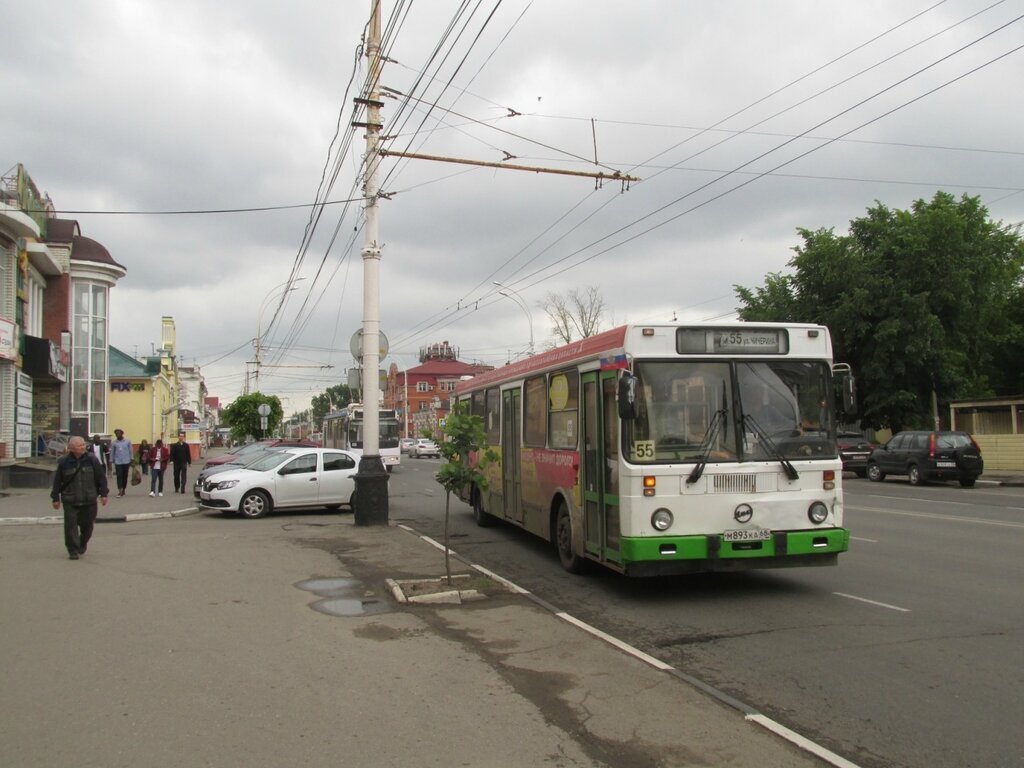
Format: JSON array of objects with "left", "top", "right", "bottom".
[{"left": 296, "top": 577, "right": 390, "bottom": 617}]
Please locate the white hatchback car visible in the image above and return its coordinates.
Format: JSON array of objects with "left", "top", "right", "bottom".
[{"left": 198, "top": 447, "right": 359, "bottom": 519}]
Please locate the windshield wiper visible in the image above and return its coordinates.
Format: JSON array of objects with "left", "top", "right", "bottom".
[
  {"left": 742, "top": 414, "right": 800, "bottom": 481},
  {"left": 686, "top": 408, "right": 727, "bottom": 484}
]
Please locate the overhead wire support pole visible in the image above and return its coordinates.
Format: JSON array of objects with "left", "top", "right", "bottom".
[
  {"left": 378, "top": 149, "right": 640, "bottom": 185},
  {"left": 354, "top": 0, "right": 388, "bottom": 526}
]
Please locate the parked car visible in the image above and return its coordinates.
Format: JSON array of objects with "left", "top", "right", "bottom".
[
  {"left": 193, "top": 445, "right": 289, "bottom": 498},
  {"left": 202, "top": 438, "right": 320, "bottom": 468},
  {"left": 198, "top": 447, "right": 360, "bottom": 518},
  {"left": 837, "top": 431, "right": 877, "bottom": 478},
  {"left": 408, "top": 438, "right": 440, "bottom": 459},
  {"left": 399, "top": 437, "right": 418, "bottom": 454},
  {"left": 866, "top": 430, "right": 983, "bottom": 487}
]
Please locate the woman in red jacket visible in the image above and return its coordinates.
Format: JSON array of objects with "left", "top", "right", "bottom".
[{"left": 148, "top": 439, "right": 171, "bottom": 497}]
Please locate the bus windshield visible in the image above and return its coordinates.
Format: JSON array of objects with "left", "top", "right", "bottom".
[{"left": 625, "top": 360, "right": 836, "bottom": 464}]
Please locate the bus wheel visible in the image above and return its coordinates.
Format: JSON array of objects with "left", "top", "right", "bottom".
[
  {"left": 555, "top": 502, "right": 588, "bottom": 574},
  {"left": 472, "top": 489, "right": 494, "bottom": 527}
]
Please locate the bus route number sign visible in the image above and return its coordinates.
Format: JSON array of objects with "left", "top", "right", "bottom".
[
  {"left": 676, "top": 328, "right": 788, "bottom": 355},
  {"left": 713, "top": 330, "right": 784, "bottom": 353}
]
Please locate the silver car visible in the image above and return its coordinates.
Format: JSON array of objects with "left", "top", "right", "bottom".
[
  {"left": 199, "top": 447, "right": 360, "bottom": 519},
  {"left": 408, "top": 439, "right": 440, "bottom": 459}
]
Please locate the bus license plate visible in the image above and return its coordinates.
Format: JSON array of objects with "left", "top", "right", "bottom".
[{"left": 723, "top": 528, "right": 771, "bottom": 542}]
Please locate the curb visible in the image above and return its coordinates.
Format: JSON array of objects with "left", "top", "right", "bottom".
[{"left": 0, "top": 506, "right": 201, "bottom": 526}]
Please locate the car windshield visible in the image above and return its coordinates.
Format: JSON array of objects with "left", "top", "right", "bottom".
[
  {"left": 624, "top": 359, "right": 836, "bottom": 464},
  {"left": 246, "top": 451, "right": 298, "bottom": 472}
]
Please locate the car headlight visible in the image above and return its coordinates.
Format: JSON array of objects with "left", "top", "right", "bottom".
[
  {"left": 651, "top": 508, "right": 673, "bottom": 531},
  {"left": 215, "top": 479, "right": 239, "bottom": 490},
  {"left": 808, "top": 501, "right": 829, "bottom": 524}
]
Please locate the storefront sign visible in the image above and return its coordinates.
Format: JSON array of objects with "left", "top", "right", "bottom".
[
  {"left": 0, "top": 318, "right": 16, "bottom": 361},
  {"left": 15, "top": 373, "right": 33, "bottom": 459}
]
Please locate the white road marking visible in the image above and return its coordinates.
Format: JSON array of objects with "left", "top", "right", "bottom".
[
  {"left": 850, "top": 536, "right": 877, "bottom": 542},
  {"left": 746, "top": 714, "right": 863, "bottom": 768},
  {"left": 834, "top": 592, "right": 910, "bottom": 612}
]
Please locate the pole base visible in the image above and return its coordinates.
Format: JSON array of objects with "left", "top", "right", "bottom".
[{"left": 353, "top": 455, "right": 389, "bottom": 526}]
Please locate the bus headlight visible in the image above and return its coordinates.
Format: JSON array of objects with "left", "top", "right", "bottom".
[
  {"left": 808, "top": 501, "right": 829, "bottom": 524},
  {"left": 651, "top": 508, "right": 673, "bottom": 531}
]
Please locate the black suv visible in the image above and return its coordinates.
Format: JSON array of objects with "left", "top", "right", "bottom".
[
  {"left": 837, "top": 431, "right": 876, "bottom": 478},
  {"left": 867, "top": 430, "right": 983, "bottom": 487}
]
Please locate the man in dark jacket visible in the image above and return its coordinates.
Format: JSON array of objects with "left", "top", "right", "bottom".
[
  {"left": 169, "top": 433, "right": 192, "bottom": 494},
  {"left": 50, "top": 436, "right": 109, "bottom": 560}
]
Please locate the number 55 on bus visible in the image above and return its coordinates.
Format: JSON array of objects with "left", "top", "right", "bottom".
[{"left": 454, "top": 323, "right": 857, "bottom": 576}]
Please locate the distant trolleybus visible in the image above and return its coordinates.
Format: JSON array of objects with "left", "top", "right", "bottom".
[
  {"left": 455, "top": 323, "right": 856, "bottom": 576},
  {"left": 323, "top": 404, "right": 401, "bottom": 472}
]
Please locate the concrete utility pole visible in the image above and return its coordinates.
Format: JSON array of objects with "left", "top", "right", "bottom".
[{"left": 353, "top": 0, "right": 388, "bottom": 525}]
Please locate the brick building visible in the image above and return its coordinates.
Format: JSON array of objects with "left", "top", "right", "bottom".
[{"left": 384, "top": 341, "right": 493, "bottom": 438}]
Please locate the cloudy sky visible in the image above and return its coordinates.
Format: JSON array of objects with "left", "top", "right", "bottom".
[{"left": 4, "top": 1, "right": 1022, "bottom": 414}]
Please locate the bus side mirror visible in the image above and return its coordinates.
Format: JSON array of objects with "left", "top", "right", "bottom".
[
  {"left": 618, "top": 374, "right": 640, "bottom": 420},
  {"left": 833, "top": 364, "right": 857, "bottom": 417}
]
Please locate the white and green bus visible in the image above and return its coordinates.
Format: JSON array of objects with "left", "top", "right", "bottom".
[
  {"left": 323, "top": 404, "right": 401, "bottom": 473},
  {"left": 455, "top": 323, "right": 855, "bottom": 576}
]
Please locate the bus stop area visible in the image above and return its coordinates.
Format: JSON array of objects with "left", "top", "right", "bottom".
[{"left": 1, "top": 489, "right": 838, "bottom": 767}]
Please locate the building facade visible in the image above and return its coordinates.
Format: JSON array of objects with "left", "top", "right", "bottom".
[
  {"left": 384, "top": 341, "right": 493, "bottom": 438},
  {"left": 1, "top": 164, "right": 124, "bottom": 472}
]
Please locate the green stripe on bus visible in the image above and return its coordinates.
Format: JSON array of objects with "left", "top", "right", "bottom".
[{"left": 619, "top": 529, "right": 850, "bottom": 563}]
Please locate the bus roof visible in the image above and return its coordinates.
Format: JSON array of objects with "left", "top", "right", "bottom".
[
  {"left": 457, "top": 326, "right": 629, "bottom": 393},
  {"left": 455, "top": 322, "right": 831, "bottom": 395}
]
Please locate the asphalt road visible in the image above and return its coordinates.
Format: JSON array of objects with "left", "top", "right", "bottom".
[{"left": 391, "top": 458, "right": 1024, "bottom": 768}]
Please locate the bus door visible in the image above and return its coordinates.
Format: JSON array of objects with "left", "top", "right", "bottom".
[
  {"left": 581, "top": 371, "right": 621, "bottom": 563},
  {"left": 502, "top": 388, "right": 523, "bottom": 524}
]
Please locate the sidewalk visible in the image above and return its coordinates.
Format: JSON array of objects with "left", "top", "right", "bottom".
[{"left": 0, "top": 480, "right": 200, "bottom": 524}]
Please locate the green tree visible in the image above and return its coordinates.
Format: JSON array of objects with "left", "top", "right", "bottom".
[
  {"left": 222, "top": 393, "right": 284, "bottom": 442},
  {"left": 310, "top": 384, "right": 353, "bottom": 429},
  {"left": 434, "top": 403, "right": 498, "bottom": 584},
  {"left": 735, "top": 192, "right": 1024, "bottom": 431}
]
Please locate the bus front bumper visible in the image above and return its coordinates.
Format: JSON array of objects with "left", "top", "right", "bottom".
[{"left": 619, "top": 528, "right": 850, "bottom": 577}]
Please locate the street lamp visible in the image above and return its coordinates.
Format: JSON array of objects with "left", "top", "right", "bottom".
[
  {"left": 253, "top": 278, "right": 305, "bottom": 393},
  {"left": 492, "top": 281, "right": 534, "bottom": 356}
]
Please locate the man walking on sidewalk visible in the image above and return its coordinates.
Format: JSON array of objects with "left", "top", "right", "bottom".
[
  {"left": 170, "top": 433, "right": 191, "bottom": 494},
  {"left": 110, "top": 428, "right": 133, "bottom": 497},
  {"left": 50, "top": 436, "right": 109, "bottom": 560}
]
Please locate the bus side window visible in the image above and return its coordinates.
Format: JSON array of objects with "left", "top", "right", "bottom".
[
  {"left": 485, "top": 388, "right": 501, "bottom": 444},
  {"left": 524, "top": 376, "right": 547, "bottom": 447}
]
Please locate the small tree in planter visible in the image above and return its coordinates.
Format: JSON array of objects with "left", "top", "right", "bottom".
[{"left": 435, "top": 402, "right": 498, "bottom": 585}]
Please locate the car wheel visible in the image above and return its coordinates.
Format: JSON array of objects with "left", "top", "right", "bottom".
[
  {"left": 554, "top": 502, "right": 588, "bottom": 574},
  {"left": 959, "top": 477, "right": 976, "bottom": 488},
  {"left": 854, "top": 469, "right": 867, "bottom": 478},
  {"left": 472, "top": 488, "right": 494, "bottom": 528},
  {"left": 867, "top": 463, "right": 885, "bottom": 482},
  {"left": 908, "top": 464, "right": 924, "bottom": 486},
  {"left": 239, "top": 490, "right": 271, "bottom": 519}
]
